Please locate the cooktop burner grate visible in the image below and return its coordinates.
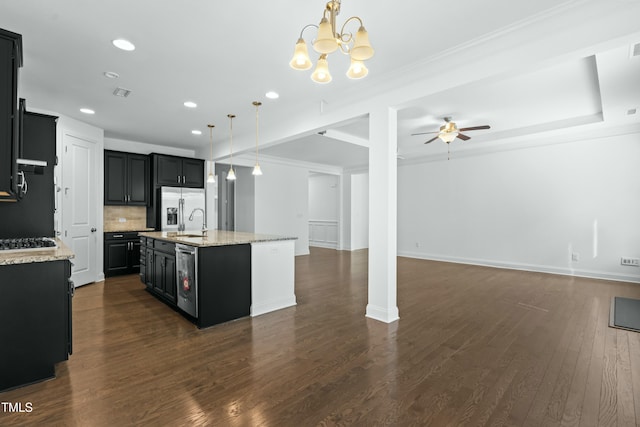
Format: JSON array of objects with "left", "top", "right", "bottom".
[{"left": 0, "top": 237, "right": 58, "bottom": 252}]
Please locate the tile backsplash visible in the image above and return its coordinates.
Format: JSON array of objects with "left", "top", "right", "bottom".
[{"left": 104, "top": 206, "right": 149, "bottom": 232}]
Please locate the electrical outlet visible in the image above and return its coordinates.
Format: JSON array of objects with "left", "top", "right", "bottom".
[
  {"left": 571, "top": 252, "right": 579, "bottom": 262},
  {"left": 118, "top": 217, "right": 127, "bottom": 223},
  {"left": 415, "top": 242, "right": 420, "bottom": 248},
  {"left": 621, "top": 257, "right": 640, "bottom": 266}
]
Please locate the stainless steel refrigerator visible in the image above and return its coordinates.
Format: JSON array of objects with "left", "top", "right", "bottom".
[{"left": 159, "top": 187, "right": 206, "bottom": 232}]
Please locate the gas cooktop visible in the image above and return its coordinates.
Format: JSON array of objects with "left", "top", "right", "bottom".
[{"left": 0, "top": 237, "right": 58, "bottom": 252}]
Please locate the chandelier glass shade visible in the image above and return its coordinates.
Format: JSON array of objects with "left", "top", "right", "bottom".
[{"left": 290, "top": 0, "right": 374, "bottom": 83}]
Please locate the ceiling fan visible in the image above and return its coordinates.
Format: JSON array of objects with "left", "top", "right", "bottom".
[{"left": 411, "top": 117, "right": 491, "bottom": 145}]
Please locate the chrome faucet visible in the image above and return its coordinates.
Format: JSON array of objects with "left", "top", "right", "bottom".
[{"left": 188, "top": 208, "right": 207, "bottom": 235}]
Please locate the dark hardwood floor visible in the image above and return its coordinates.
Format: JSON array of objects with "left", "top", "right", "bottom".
[{"left": 2, "top": 248, "right": 640, "bottom": 426}]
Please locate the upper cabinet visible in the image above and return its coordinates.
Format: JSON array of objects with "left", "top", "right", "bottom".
[
  {"left": 104, "top": 150, "right": 149, "bottom": 206},
  {"left": 0, "top": 29, "right": 22, "bottom": 201},
  {"left": 153, "top": 154, "right": 204, "bottom": 188}
]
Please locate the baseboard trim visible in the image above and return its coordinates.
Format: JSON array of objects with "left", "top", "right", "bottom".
[
  {"left": 366, "top": 304, "right": 400, "bottom": 323},
  {"left": 398, "top": 250, "right": 640, "bottom": 284},
  {"left": 251, "top": 296, "right": 297, "bottom": 317}
]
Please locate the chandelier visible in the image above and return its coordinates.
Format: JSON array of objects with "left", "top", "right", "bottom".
[{"left": 289, "top": 0, "right": 374, "bottom": 83}]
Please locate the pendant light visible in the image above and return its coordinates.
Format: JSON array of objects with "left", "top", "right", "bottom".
[
  {"left": 252, "top": 101, "right": 263, "bottom": 176},
  {"left": 226, "top": 114, "right": 236, "bottom": 181},
  {"left": 207, "top": 124, "right": 215, "bottom": 183}
]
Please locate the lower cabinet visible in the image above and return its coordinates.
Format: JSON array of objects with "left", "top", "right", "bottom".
[
  {"left": 104, "top": 232, "right": 141, "bottom": 277},
  {"left": 0, "top": 259, "right": 72, "bottom": 392},
  {"left": 142, "top": 237, "right": 176, "bottom": 304}
]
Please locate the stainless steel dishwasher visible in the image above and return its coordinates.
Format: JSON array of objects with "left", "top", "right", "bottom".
[{"left": 175, "top": 244, "right": 198, "bottom": 318}]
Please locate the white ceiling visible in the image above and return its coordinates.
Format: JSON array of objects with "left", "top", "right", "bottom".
[{"left": 1, "top": 0, "right": 639, "bottom": 170}]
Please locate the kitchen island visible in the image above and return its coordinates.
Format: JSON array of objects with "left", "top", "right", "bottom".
[
  {"left": 0, "top": 239, "right": 74, "bottom": 392},
  {"left": 139, "top": 230, "right": 296, "bottom": 328}
]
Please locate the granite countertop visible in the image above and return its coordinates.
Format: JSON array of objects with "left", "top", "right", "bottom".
[
  {"left": 0, "top": 238, "right": 75, "bottom": 266},
  {"left": 139, "top": 230, "right": 297, "bottom": 247}
]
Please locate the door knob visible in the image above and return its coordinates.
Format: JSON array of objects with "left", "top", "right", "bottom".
[{"left": 91, "top": 228, "right": 97, "bottom": 232}]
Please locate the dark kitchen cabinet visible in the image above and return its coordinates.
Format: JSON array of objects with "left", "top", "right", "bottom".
[
  {"left": 0, "top": 259, "right": 72, "bottom": 392},
  {"left": 143, "top": 237, "right": 176, "bottom": 304},
  {"left": 153, "top": 154, "right": 204, "bottom": 188},
  {"left": 147, "top": 153, "right": 204, "bottom": 229},
  {"left": 0, "top": 28, "right": 22, "bottom": 201},
  {"left": 104, "top": 231, "right": 141, "bottom": 277},
  {"left": 104, "top": 150, "right": 149, "bottom": 206},
  {"left": 0, "top": 109, "right": 57, "bottom": 238}
]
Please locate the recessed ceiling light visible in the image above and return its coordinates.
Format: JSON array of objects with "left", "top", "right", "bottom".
[
  {"left": 103, "top": 71, "right": 120, "bottom": 79},
  {"left": 191, "top": 130, "right": 202, "bottom": 135},
  {"left": 265, "top": 91, "right": 279, "bottom": 99},
  {"left": 112, "top": 39, "right": 135, "bottom": 51},
  {"left": 184, "top": 101, "right": 197, "bottom": 108},
  {"left": 80, "top": 108, "right": 95, "bottom": 115}
]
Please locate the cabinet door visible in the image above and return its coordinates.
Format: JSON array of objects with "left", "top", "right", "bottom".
[
  {"left": 153, "top": 251, "right": 165, "bottom": 294},
  {"left": 145, "top": 247, "right": 154, "bottom": 288},
  {"left": 182, "top": 158, "right": 204, "bottom": 188},
  {"left": 155, "top": 155, "right": 182, "bottom": 187},
  {"left": 130, "top": 239, "right": 142, "bottom": 270},
  {"left": 105, "top": 240, "right": 129, "bottom": 276},
  {"left": 127, "top": 154, "right": 149, "bottom": 205},
  {"left": 0, "top": 33, "right": 19, "bottom": 200},
  {"left": 163, "top": 254, "right": 177, "bottom": 303},
  {"left": 104, "top": 151, "right": 127, "bottom": 205}
]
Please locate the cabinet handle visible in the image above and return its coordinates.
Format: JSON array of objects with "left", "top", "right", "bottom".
[
  {"left": 177, "top": 176, "right": 180, "bottom": 184},
  {"left": 183, "top": 175, "right": 186, "bottom": 183},
  {"left": 113, "top": 234, "right": 123, "bottom": 238}
]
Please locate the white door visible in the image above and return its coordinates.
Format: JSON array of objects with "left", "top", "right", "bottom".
[{"left": 62, "top": 133, "right": 98, "bottom": 286}]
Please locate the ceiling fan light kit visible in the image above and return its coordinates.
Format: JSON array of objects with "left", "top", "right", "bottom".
[{"left": 290, "top": 0, "right": 374, "bottom": 83}]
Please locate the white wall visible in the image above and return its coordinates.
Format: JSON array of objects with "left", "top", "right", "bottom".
[
  {"left": 397, "top": 131, "right": 640, "bottom": 283},
  {"left": 104, "top": 137, "right": 195, "bottom": 157},
  {"left": 309, "top": 174, "right": 339, "bottom": 220},
  {"left": 308, "top": 173, "right": 339, "bottom": 249},
  {"left": 254, "top": 160, "right": 310, "bottom": 255},
  {"left": 350, "top": 173, "right": 369, "bottom": 250}
]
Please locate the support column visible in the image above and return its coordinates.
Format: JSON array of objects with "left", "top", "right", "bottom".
[{"left": 366, "top": 106, "right": 399, "bottom": 323}]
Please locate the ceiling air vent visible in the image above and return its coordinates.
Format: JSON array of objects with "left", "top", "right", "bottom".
[
  {"left": 113, "top": 87, "right": 132, "bottom": 97},
  {"left": 631, "top": 42, "right": 640, "bottom": 58}
]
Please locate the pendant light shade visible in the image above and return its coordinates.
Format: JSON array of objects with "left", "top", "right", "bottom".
[
  {"left": 227, "top": 167, "right": 236, "bottom": 180},
  {"left": 289, "top": 38, "right": 312, "bottom": 70},
  {"left": 350, "top": 26, "right": 374, "bottom": 61},
  {"left": 311, "top": 54, "right": 332, "bottom": 83},
  {"left": 207, "top": 124, "right": 215, "bottom": 184},
  {"left": 346, "top": 58, "right": 368, "bottom": 79},
  {"left": 252, "top": 164, "right": 262, "bottom": 176},
  {"left": 227, "top": 114, "right": 237, "bottom": 181},
  {"left": 313, "top": 17, "right": 339, "bottom": 54}
]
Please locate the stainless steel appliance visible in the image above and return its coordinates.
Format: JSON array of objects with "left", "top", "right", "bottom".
[
  {"left": 176, "top": 243, "right": 198, "bottom": 318},
  {"left": 159, "top": 187, "right": 206, "bottom": 232}
]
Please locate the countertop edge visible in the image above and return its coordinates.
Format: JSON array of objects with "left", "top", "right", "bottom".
[
  {"left": 139, "top": 231, "right": 297, "bottom": 247},
  {"left": 0, "top": 238, "right": 75, "bottom": 266}
]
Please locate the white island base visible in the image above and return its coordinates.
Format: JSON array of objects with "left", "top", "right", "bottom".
[{"left": 250, "top": 239, "right": 296, "bottom": 316}]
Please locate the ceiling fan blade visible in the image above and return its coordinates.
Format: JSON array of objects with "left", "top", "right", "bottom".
[
  {"left": 458, "top": 125, "right": 491, "bottom": 132},
  {"left": 411, "top": 131, "right": 439, "bottom": 136},
  {"left": 456, "top": 133, "right": 470, "bottom": 141},
  {"left": 424, "top": 136, "right": 439, "bottom": 144}
]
